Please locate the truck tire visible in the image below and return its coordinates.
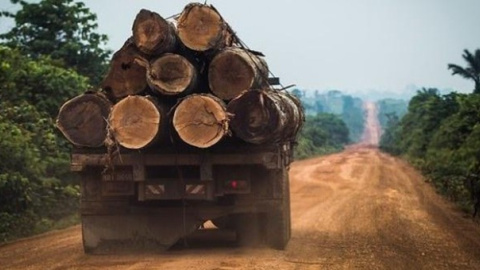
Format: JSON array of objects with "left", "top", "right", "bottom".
[
  {"left": 265, "top": 168, "right": 291, "bottom": 250},
  {"left": 233, "top": 213, "right": 263, "bottom": 246}
]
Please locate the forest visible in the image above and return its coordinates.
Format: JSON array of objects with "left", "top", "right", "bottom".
[
  {"left": 379, "top": 49, "right": 480, "bottom": 215},
  {"left": 291, "top": 89, "right": 364, "bottom": 159},
  {"left": 292, "top": 89, "right": 365, "bottom": 142}
]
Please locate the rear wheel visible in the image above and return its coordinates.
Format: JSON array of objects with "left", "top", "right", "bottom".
[
  {"left": 233, "top": 213, "right": 263, "bottom": 247},
  {"left": 265, "top": 168, "right": 291, "bottom": 250}
]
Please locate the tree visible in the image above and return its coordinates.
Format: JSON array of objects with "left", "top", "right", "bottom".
[
  {"left": 448, "top": 49, "right": 480, "bottom": 94},
  {"left": 0, "top": 102, "right": 80, "bottom": 242},
  {"left": 295, "top": 113, "right": 350, "bottom": 159},
  {"left": 379, "top": 88, "right": 480, "bottom": 213},
  {"left": 0, "top": 0, "right": 111, "bottom": 85},
  {"left": 0, "top": 46, "right": 86, "bottom": 242},
  {"left": 379, "top": 113, "right": 401, "bottom": 155},
  {"left": 0, "top": 46, "right": 89, "bottom": 117}
]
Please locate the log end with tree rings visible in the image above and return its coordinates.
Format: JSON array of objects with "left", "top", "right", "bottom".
[
  {"left": 132, "top": 9, "right": 176, "bottom": 55},
  {"left": 227, "top": 90, "right": 278, "bottom": 144},
  {"left": 227, "top": 90, "right": 303, "bottom": 144},
  {"left": 147, "top": 54, "right": 197, "bottom": 96},
  {"left": 209, "top": 47, "right": 268, "bottom": 100},
  {"left": 109, "top": 96, "right": 162, "bottom": 149},
  {"left": 173, "top": 94, "right": 229, "bottom": 148},
  {"left": 56, "top": 92, "right": 112, "bottom": 148},
  {"left": 177, "top": 3, "right": 227, "bottom": 51},
  {"left": 102, "top": 39, "right": 148, "bottom": 101}
]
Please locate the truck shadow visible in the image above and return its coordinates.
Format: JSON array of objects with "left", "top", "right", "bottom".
[{"left": 171, "top": 228, "right": 252, "bottom": 250}]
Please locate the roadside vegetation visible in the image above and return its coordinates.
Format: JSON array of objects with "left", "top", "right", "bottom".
[
  {"left": 294, "top": 113, "right": 350, "bottom": 159},
  {"left": 0, "top": 0, "right": 110, "bottom": 242},
  {"left": 379, "top": 49, "right": 480, "bottom": 216},
  {"left": 292, "top": 89, "right": 364, "bottom": 159}
]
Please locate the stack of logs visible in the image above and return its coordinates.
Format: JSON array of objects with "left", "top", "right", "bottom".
[{"left": 56, "top": 3, "right": 304, "bottom": 149}]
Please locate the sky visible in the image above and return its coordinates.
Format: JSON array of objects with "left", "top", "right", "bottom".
[{"left": 1, "top": 0, "right": 480, "bottom": 98}]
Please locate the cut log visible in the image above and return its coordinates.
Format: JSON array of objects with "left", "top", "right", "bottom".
[
  {"left": 109, "top": 95, "right": 166, "bottom": 149},
  {"left": 56, "top": 92, "right": 112, "bottom": 147},
  {"left": 176, "top": 3, "right": 232, "bottom": 51},
  {"left": 132, "top": 9, "right": 177, "bottom": 55},
  {"left": 173, "top": 94, "right": 229, "bottom": 148},
  {"left": 102, "top": 39, "right": 148, "bottom": 101},
  {"left": 209, "top": 47, "right": 268, "bottom": 100},
  {"left": 227, "top": 90, "right": 304, "bottom": 144},
  {"left": 145, "top": 53, "right": 198, "bottom": 96}
]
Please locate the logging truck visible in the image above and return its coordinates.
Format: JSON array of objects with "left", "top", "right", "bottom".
[{"left": 56, "top": 3, "right": 303, "bottom": 253}]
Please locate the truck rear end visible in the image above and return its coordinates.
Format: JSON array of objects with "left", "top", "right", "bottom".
[{"left": 72, "top": 140, "right": 293, "bottom": 253}]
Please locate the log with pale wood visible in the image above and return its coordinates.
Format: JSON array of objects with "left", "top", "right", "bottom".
[
  {"left": 142, "top": 53, "right": 198, "bottom": 96},
  {"left": 132, "top": 9, "right": 177, "bottom": 55},
  {"left": 109, "top": 95, "right": 166, "bottom": 149},
  {"left": 102, "top": 39, "right": 148, "bottom": 101},
  {"left": 173, "top": 94, "right": 229, "bottom": 148},
  {"left": 209, "top": 47, "right": 268, "bottom": 100},
  {"left": 176, "top": 3, "right": 232, "bottom": 51},
  {"left": 56, "top": 92, "right": 112, "bottom": 147},
  {"left": 227, "top": 89, "right": 304, "bottom": 144}
]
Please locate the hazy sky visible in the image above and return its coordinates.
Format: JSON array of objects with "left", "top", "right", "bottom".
[{"left": 1, "top": 0, "right": 480, "bottom": 97}]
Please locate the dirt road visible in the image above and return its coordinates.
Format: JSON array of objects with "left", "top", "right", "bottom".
[{"left": 1, "top": 103, "right": 480, "bottom": 269}]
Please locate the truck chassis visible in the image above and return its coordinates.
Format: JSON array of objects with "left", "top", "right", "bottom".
[{"left": 72, "top": 142, "right": 292, "bottom": 253}]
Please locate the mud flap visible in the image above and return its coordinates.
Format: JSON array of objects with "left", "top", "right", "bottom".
[{"left": 82, "top": 213, "right": 201, "bottom": 254}]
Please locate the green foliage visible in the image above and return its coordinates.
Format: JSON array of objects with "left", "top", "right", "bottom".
[
  {"left": 293, "top": 89, "right": 365, "bottom": 142},
  {"left": 376, "top": 98, "right": 408, "bottom": 128},
  {"left": 295, "top": 113, "right": 350, "bottom": 159},
  {"left": 0, "top": 0, "right": 111, "bottom": 85},
  {"left": 379, "top": 113, "right": 402, "bottom": 155},
  {"left": 0, "top": 46, "right": 87, "bottom": 242},
  {"left": 341, "top": 95, "right": 364, "bottom": 142},
  {"left": 0, "top": 102, "right": 81, "bottom": 242},
  {"left": 0, "top": 46, "right": 89, "bottom": 117},
  {"left": 0, "top": 1, "right": 106, "bottom": 242},
  {"left": 380, "top": 86, "right": 480, "bottom": 215}
]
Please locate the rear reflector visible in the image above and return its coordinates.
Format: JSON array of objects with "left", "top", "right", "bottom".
[
  {"left": 185, "top": 184, "right": 206, "bottom": 195},
  {"left": 224, "top": 180, "right": 250, "bottom": 193},
  {"left": 144, "top": 184, "right": 166, "bottom": 200}
]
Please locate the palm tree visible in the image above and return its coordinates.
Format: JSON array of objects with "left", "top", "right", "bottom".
[{"left": 448, "top": 49, "right": 480, "bottom": 94}]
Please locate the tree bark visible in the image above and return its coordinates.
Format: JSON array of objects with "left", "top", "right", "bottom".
[
  {"left": 173, "top": 94, "right": 229, "bottom": 148},
  {"left": 227, "top": 89, "right": 304, "bottom": 144},
  {"left": 144, "top": 53, "right": 198, "bottom": 96},
  {"left": 132, "top": 9, "right": 177, "bottom": 56},
  {"left": 102, "top": 38, "right": 148, "bottom": 101},
  {"left": 109, "top": 95, "right": 166, "bottom": 149},
  {"left": 56, "top": 92, "right": 112, "bottom": 148},
  {"left": 209, "top": 47, "right": 268, "bottom": 100},
  {"left": 176, "top": 3, "right": 233, "bottom": 51}
]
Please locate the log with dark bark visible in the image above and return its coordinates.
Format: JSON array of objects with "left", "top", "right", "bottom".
[
  {"left": 56, "top": 92, "right": 112, "bottom": 147},
  {"left": 132, "top": 9, "right": 177, "bottom": 55},
  {"left": 109, "top": 95, "right": 166, "bottom": 149},
  {"left": 144, "top": 53, "right": 198, "bottom": 96},
  {"left": 209, "top": 47, "right": 268, "bottom": 100},
  {"left": 173, "top": 94, "right": 229, "bottom": 148},
  {"left": 227, "top": 89, "right": 304, "bottom": 144},
  {"left": 176, "top": 3, "right": 232, "bottom": 51},
  {"left": 102, "top": 39, "right": 148, "bottom": 101}
]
